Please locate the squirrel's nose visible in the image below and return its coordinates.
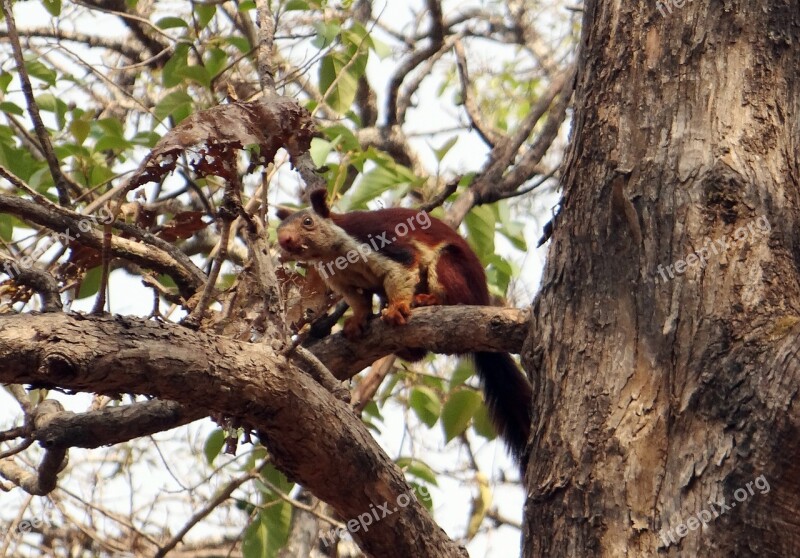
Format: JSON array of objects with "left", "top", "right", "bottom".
[{"left": 278, "top": 230, "right": 298, "bottom": 252}]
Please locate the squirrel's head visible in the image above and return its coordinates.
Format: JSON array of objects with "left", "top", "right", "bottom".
[{"left": 276, "top": 189, "right": 336, "bottom": 261}]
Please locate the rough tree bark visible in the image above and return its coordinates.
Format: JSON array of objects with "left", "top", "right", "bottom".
[
  {"left": 0, "top": 312, "right": 472, "bottom": 558},
  {"left": 523, "top": 1, "right": 799, "bottom": 556}
]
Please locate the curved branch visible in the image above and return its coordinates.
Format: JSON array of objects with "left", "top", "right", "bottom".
[
  {"left": 385, "top": 0, "right": 444, "bottom": 126},
  {"left": 77, "top": 0, "right": 171, "bottom": 61},
  {"left": 32, "top": 400, "right": 205, "bottom": 449},
  {"left": 0, "top": 312, "right": 466, "bottom": 558},
  {"left": 0, "top": 27, "right": 143, "bottom": 62},
  {"left": 0, "top": 193, "right": 206, "bottom": 297},
  {"left": 0, "top": 400, "right": 67, "bottom": 495},
  {"left": 446, "top": 64, "right": 575, "bottom": 226},
  {"left": 454, "top": 38, "right": 502, "bottom": 147}
]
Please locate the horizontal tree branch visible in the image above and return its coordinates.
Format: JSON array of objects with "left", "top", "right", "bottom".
[
  {"left": 308, "top": 305, "right": 530, "bottom": 379},
  {"left": 0, "top": 193, "right": 206, "bottom": 297},
  {"left": 0, "top": 312, "right": 466, "bottom": 558},
  {"left": 32, "top": 400, "right": 206, "bottom": 449}
]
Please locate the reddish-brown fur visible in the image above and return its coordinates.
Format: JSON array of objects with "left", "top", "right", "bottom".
[{"left": 277, "top": 191, "right": 533, "bottom": 466}]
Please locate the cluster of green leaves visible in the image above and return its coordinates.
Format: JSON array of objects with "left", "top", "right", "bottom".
[
  {"left": 155, "top": 4, "right": 251, "bottom": 124},
  {"left": 315, "top": 20, "right": 390, "bottom": 116}
]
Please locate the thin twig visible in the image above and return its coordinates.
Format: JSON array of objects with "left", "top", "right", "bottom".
[
  {"left": 154, "top": 469, "right": 259, "bottom": 558},
  {"left": 255, "top": 0, "right": 277, "bottom": 95},
  {"left": 454, "top": 38, "right": 502, "bottom": 147},
  {"left": 91, "top": 224, "right": 113, "bottom": 314}
]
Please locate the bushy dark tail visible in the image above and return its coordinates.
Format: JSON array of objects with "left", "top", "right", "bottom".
[{"left": 473, "top": 352, "right": 532, "bottom": 468}]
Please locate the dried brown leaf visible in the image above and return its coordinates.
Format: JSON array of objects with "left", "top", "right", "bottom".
[{"left": 131, "top": 96, "right": 317, "bottom": 188}]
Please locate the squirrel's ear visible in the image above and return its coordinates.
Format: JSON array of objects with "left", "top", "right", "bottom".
[
  {"left": 276, "top": 207, "right": 293, "bottom": 220},
  {"left": 309, "top": 189, "right": 331, "bottom": 218}
]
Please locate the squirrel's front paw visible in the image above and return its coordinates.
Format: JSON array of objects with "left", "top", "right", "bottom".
[
  {"left": 412, "top": 293, "right": 440, "bottom": 307},
  {"left": 343, "top": 316, "right": 366, "bottom": 339},
  {"left": 381, "top": 301, "right": 411, "bottom": 325}
]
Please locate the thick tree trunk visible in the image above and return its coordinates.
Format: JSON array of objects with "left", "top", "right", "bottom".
[{"left": 523, "top": 1, "right": 800, "bottom": 556}]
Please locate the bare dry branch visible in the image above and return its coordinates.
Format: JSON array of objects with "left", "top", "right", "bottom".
[
  {"left": 385, "top": 0, "right": 444, "bottom": 126},
  {"left": 32, "top": 400, "right": 205, "bottom": 449},
  {"left": 0, "top": 400, "right": 67, "bottom": 495},
  {"left": 0, "top": 194, "right": 207, "bottom": 296}
]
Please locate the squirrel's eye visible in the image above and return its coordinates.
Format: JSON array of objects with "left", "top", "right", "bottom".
[{"left": 302, "top": 216, "right": 314, "bottom": 227}]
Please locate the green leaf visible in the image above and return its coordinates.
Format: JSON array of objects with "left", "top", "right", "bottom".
[
  {"left": 89, "top": 164, "right": 115, "bottom": 187},
  {"left": 162, "top": 43, "right": 189, "bottom": 88},
  {"left": 156, "top": 16, "right": 188, "bottom": 29},
  {"left": 346, "top": 166, "right": 397, "bottom": 209},
  {"left": 0, "top": 214, "right": 14, "bottom": 242},
  {"left": 41, "top": 0, "right": 61, "bottom": 17},
  {"left": 309, "top": 137, "right": 332, "bottom": 167},
  {"left": 410, "top": 482, "right": 434, "bottom": 511},
  {"left": 96, "top": 117, "right": 126, "bottom": 138},
  {"left": 319, "top": 52, "right": 358, "bottom": 115},
  {"left": 409, "top": 386, "right": 441, "bottom": 428},
  {"left": 0, "top": 102, "right": 23, "bottom": 116},
  {"left": 498, "top": 222, "right": 527, "bottom": 251},
  {"left": 449, "top": 360, "right": 474, "bottom": 390},
  {"left": 226, "top": 36, "right": 251, "bottom": 53},
  {"left": 177, "top": 65, "right": 211, "bottom": 89},
  {"left": 284, "top": 0, "right": 308, "bottom": 10},
  {"left": 248, "top": 464, "right": 294, "bottom": 558},
  {"left": 370, "top": 35, "right": 392, "bottom": 59},
  {"left": 25, "top": 59, "right": 57, "bottom": 87},
  {"left": 312, "top": 21, "right": 341, "bottom": 48},
  {"left": 153, "top": 90, "right": 193, "bottom": 124},
  {"left": 157, "top": 273, "right": 177, "bottom": 289},
  {"left": 361, "top": 400, "right": 382, "bottom": 421},
  {"left": 463, "top": 204, "right": 496, "bottom": 263},
  {"left": 432, "top": 136, "right": 458, "bottom": 163},
  {"left": 94, "top": 135, "right": 132, "bottom": 152},
  {"left": 36, "top": 93, "right": 68, "bottom": 130},
  {"left": 396, "top": 457, "right": 438, "bottom": 485},
  {"left": 472, "top": 402, "right": 497, "bottom": 440},
  {"left": 0, "top": 72, "right": 12, "bottom": 93},
  {"left": 77, "top": 266, "right": 103, "bottom": 299},
  {"left": 203, "top": 428, "right": 225, "bottom": 465},
  {"left": 0, "top": 143, "right": 40, "bottom": 182},
  {"left": 321, "top": 124, "right": 360, "bottom": 152},
  {"left": 205, "top": 48, "right": 228, "bottom": 79},
  {"left": 496, "top": 200, "right": 527, "bottom": 251},
  {"left": 242, "top": 513, "right": 269, "bottom": 558},
  {"left": 260, "top": 505, "right": 291, "bottom": 557},
  {"left": 70, "top": 119, "right": 90, "bottom": 145},
  {"left": 485, "top": 254, "right": 513, "bottom": 295},
  {"left": 194, "top": 4, "right": 216, "bottom": 29},
  {"left": 441, "top": 388, "right": 482, "bottom": 443},
  {"left": 238, "top": 0, "right": 256, "bottom": 10},
  {"left": 28, "top": 166, "right": 54, "bottom": 191},
  {"left": 260, "top": 463, "right": 293, "bottom": 493}
]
